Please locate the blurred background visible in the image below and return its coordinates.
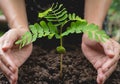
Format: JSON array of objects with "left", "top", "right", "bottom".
[
  {"left": 0, "top": 0, "right": 120, "bottom": 43},
  {"left": 105, "top": 0, "right": 120, "bottom": 43}
]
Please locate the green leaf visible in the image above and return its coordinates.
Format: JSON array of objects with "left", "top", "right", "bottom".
[
  {"left": 47, "top": 22, "right": 59, "bottom": 39},
  {"left": 38, "top": 8, "right": 52, "bottom": 18},
  {"left": 48, "top": 34, "right": 55, "bottom": 39},
  {"left": 68, "top": 13, "right": 86, "bottom": 22},
  {"left": 58, "top": 14, "right": 68, "bottom": 22},
  {"left": 29, "top": 25, "right": 37, "bottom": 35},
  {"left": 71, "top": 13, "right": 75, "bottom": 19},
  {"left": 48, "top": 22, "right": 58, "bottom": 34},
  {"left": 45, "top": 8, "right": 67, "bottom": 19},
  {"left": 34, "top": 23, "right": 43, "bottom": 38},
  {"left": 26, "top": 31, "right": 33, "bottom": 44},
  {"left": 42, "top": 3, "right": 68, "bottom": 27},
  {"left": 87, "top": 31, "right": 93, "bottom": 39},
  {"left": 40, "top": 21, "right": 50, "bottom": 36},
  {"left": 15, "top": 39, "right": 22, "bottom": 45},
  {"left": 62, "top": 21, "right": 87, "bottom": 36},
  {"left": 53, "top": 4, "right": 63, "bottom": 13},
  {"left": 15, "top": 3, "right": 109, "bottom": 49},
  {"left": 82, "top": 23, "right": 110, "bottom": 42},
  {"left": 29, "top": 25, "right": 38, "bottom": 42},
  {"left": 55, "top": 9, "right": 67, "bottom": 17},
  {"left": 16, "top": 32, "right": 33, "bottom": 46}
]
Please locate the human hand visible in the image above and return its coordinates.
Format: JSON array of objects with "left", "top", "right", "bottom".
[
  {"left": 81, "top": 34, "right": 120, "bottom": 84},
  {"left": 0, "top": 28, "right": 32, "bottom": 84}
]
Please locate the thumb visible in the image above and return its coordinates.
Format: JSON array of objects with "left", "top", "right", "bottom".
[
  {"left": 100, "top": 40, "right": 114, "bottom": 58},
  {"left": 2, "top": 41, "right": 13, "bottom": 52},
  {"left": 2, "top": 30, "right": 18, "bottom": 52}
]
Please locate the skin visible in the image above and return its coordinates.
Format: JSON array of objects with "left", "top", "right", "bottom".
[
  {"left": 83, "top": 0, "right": 120, "bottom": 84},
  {"left": 0, "top": 29, "right": 32, "bottom": 84},
  {"left": 0, "top": 0, "right": 32, "bottom": 84},
  {"left": 0, "top": 0, "right": 119, "bottom": 84}
]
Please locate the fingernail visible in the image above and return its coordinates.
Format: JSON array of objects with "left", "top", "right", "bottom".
[
  {"left": 2, "top": 42, "right": 10, "bottom": 52},
  {"left": 2, "top": 47, "right": 7, "bottom": 52}
]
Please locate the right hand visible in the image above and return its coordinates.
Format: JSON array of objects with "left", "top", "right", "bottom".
[
  {"left": 0, "top": 28, "right": 32, "bottom": 84},
  {"left": 81, "top": 34, "right": 120, "bottom": 84}
]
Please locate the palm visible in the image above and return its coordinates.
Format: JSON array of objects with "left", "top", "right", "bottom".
[
  {"left": 0, "top": 29, "right": 32, "bottom": 84},
  {"left": 4, "top": 44, "right": 32, "bottom": 68},
  {"left": 82, "top": 41, "right": 108, "bottom": 70},
  {"left": 81, "top": 34, "right": 120, "bottom": 84}
]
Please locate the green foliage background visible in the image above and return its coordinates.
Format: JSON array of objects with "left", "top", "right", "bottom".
[
  {"left": 107, "top": 0, "right": 120, "bottom": 43},
  {"left": 0, "top": 10, "right": 3, "bottom": 15},
  {"left": 110, "top": 0, "right": 120, "bottom": 12}
]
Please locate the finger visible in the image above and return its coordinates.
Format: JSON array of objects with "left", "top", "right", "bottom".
[
  {"left": 102, "top": 58, "right": 118, "bottom": 73},
  {"left": 1, "top": 62, "right": 18, "bottom": 84},
  {"left": 2, "top": 30, "right": 18, "bottom": 52},
  {"left": 0, "top": 51, "right": 17, "bottom": 73},
  {"left": 97, "top": 68, "right": 103, "bottom": 84},
  {"left": 100, "top": 39, "right": 114, "bottom": 58},
  {"left": 97, "top": 69, "right": 107, "bottom": 84},
  {"left": 14, "top": 69, "right": 18, "bottom": 84},
  {"left": 102, "top": 42, "right": 120, "bottom": 73},
  {"left": 9, "top": 68, "right": 18, "bottom": 84},
  {"left": 97, "top": 62, "right": 117, "bottom": 84},
  {"left": 0, "top": 60, "right": 13, "bottom": 80},
  {"left": 94, "top": 55, "right": 107, "bottom": 70}
]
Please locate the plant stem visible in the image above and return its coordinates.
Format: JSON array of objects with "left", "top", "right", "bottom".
[
  {"left": 60, "top": 37, "right": 63, "bottom": 46},
  {"left": 59, "top": 26, "right": 63, "bottom": 78},
  {"left": 60, "top": 53, "right": 63, "bottom": 78},
  {"left": 60, "top": 26, "right": 63, "bottom": 47}
]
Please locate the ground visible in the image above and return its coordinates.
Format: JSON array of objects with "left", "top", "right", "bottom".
[{"left": 0, "top": 41, "right": 120, "bottom": 84}]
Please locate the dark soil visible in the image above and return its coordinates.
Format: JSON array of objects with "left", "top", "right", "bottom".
[{"left": 0, "top": 44, "right": 120, "bottom": 84}]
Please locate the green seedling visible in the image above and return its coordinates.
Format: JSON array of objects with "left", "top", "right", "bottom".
[{"left": 15, "top": 3, "right": 109, "bottom": 78}]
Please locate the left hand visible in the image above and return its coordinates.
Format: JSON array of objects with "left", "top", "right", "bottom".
[
  {"left": 81, "top": 34, "right": 120, "bottom": 84},
  {"left": 0, "top": 28, "right": 32, "bottom": 84}
]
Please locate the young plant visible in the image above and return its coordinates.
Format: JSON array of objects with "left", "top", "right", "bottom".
[{"left": 15, "top": 3, "right": 109, "bottom": 78}]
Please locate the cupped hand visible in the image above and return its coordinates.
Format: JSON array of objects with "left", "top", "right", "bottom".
[
  {"left": 0, "top": 28, "right": 32, "bottom": 84},
  {"left": 81, "top": 34, "right": 120, "bottom": 84}
]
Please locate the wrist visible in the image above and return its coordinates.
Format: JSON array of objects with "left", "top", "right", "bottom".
[
  {"left": 8, "top": 18, "right": 29, "bottom": 31},
  {"left": 85, "top": 17, "right": 103, "bottom": 29},
  {"left": 9, "top": 24, "right": 29, "bottom": 31},
  {"left": 87, "top": 21, "right": 102, "bottom": 29},
  {"left": 8, "top": 25, "right": 29, "bottom": 34},
  {"left": 8, "top": 17, "right": 29, "bottom": 31},
  {"left": 82, "top": 34, "right": 98, "bottom": 46}
]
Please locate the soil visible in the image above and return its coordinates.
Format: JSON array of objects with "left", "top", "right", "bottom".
[
  {"left": 1, "top": 0, "right": 119, "bottom": 83},
  {"left": 0, "top": 40, "right": 120, "bottom": 84}
]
